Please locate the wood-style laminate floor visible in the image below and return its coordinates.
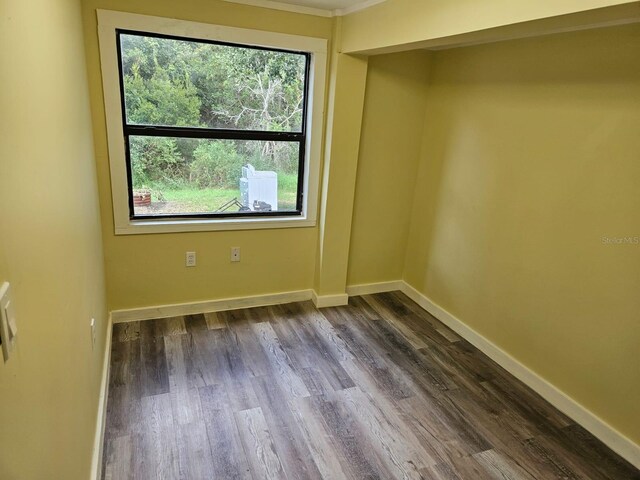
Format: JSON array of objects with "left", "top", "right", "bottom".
[{"left": 102, "top": 292, "right": 640, "bottom": 479}]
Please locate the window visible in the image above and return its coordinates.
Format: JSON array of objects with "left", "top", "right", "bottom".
[
  {"left": 118, "top": 31, "right": 309, "bottom": 219},
  {"left": 97, "top": 11, "right": 327, "bottom": 234}
]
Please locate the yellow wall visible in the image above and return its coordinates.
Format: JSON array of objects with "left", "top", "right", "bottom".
[
  {"left": 0, "top": 0, "right": 108, "bottom": 478},
  {"left": 340, "top": 0, "right": 640, "bottom": 53},
  {"left": 404, "top": 23, "right": 640, "bottom": 443},
  {"left": 81, "top": 0, "right": 333, "bottom": 310},
  {"left": 314, "top": 17, "right": 369, "bottom": 296},
  {"left": 347, "top": 51, "right": 431, "bottom": 286}
]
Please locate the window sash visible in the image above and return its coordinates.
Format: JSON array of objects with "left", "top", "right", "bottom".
[
  {"left": 124, "top": 135, "right": 306, "bottom": 220},
  {"left": 116, "top": 29, "right": 310, "bottom": 134}
]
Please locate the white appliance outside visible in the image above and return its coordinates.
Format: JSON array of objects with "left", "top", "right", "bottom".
[{"left": 240, "top": 164, "right": 278, "bottom": 211}]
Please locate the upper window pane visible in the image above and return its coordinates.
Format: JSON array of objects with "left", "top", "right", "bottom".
[{"left": 118, "top": 32, "right": 307, "bottom": 132}]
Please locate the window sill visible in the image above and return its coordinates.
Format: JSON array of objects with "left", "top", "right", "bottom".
[{"left": 115, "top": 215, "right": 317, "bottom": 235}]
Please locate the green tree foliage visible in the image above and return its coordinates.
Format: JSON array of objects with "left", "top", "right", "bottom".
[
  {"left": 124, "top": 67, "right": 201, "bottom": 127},
  {"left": 129, "top": 137, "right": 185, "bottom": 188},
  {"left": 206, "top": 47, "right": 305, "bottom": 132},
  {"left": 191, "top": 141, "right": 243, "bottom": 189},
  {"left": 121, "top": 35, "right": 201, "bottom": 126},
  {"left": 120, "top": 33, "right": 305, "bottom": 190}
]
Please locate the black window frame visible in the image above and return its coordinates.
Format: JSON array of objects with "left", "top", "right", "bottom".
[{"left": 115, "top": 29, "right": 311, "bottom": 221}]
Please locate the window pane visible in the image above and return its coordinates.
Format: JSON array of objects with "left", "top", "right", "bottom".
[
  {"left": 129, "top": 136, "right": 300, "bottom": 217},
  {"left": 119, "top": 33, "right": 306, "bottom": 132}
]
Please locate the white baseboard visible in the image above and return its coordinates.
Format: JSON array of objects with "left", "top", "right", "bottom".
[
  {"left": 311, "top": 291, "right": 349, "bottom": 308},
  {"left": 346, "top": 280, "right": 404, "bottom": 297},
  {"left": 90, "top": 313, "right": 113, "bottom": 480},
  {"left": 400, "top": 281, "right": 640, "bottom": 470},
  {"left": 312, "top": 291, "right": 349, "bottom": 308},
  {"left": 111, "top": 289, "right": 314, "bottom": 323}
]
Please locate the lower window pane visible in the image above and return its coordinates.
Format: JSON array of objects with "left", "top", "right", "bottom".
[{"left": 128, "top": 136, "right": 301, "bottom": 217}]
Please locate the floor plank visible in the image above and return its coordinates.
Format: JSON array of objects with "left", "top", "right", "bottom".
[
  {"left": 138, "top": 394, "right": 180, "bottom": 480},
  {"left": 251, "top": 374, "right": 324, "bottom": 480},
  {"left": 235, "top": 407, "right": 286, "bottom": 479},
  {"left": 252, "top": 320, "right": 310, "bottom": 398},
  {"left": 176, "top": 422, "right": 215, "bottom": 479},
  {"left": 199, "top": 383, "right": 253, "bottom": 479},
  {"left": 288, "top": 394, "right": 354, "bottom": 479}
]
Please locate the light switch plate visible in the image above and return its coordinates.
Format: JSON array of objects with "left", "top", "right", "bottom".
[{"left": 0, "top": 282, "right": 15, "bottom": 362}]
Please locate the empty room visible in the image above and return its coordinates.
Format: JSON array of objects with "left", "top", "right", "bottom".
[{"left": 1, "top": 0, "right": 639, "bottom": 478}]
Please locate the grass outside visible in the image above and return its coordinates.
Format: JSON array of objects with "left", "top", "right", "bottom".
[{"left": 143, "top": 173, "right": 298, "bottom": 213}]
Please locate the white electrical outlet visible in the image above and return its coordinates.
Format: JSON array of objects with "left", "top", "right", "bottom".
[
  {"left": 90, "top": 318, "right": 96, "bottom": 349},
  {"left": 186, "top": 251, "right": 197, "bottom": 267},
  {"left": 231, "top": 247, "right": 241, "bottom": 262}
]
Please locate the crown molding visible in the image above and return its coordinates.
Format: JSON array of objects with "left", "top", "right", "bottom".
[
  {"left": 333, "top": 0, "right": 385, "bottom": 16},
  {"left": 221, "top": 0, "right": 386, "bottom": 17}
]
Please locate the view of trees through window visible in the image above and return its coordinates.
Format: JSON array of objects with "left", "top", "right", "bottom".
[{"left": 118, "top": 32, "right": 308, "bottom": 217}]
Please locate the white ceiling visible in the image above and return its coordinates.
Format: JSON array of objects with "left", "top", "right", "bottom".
[{"left": 223, "top": 0, "right": 385, "bottom": 16}]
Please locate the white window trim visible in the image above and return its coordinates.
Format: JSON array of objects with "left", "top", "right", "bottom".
[{"left": 97, "top": 10, "right": 327, "bottom": 235}]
